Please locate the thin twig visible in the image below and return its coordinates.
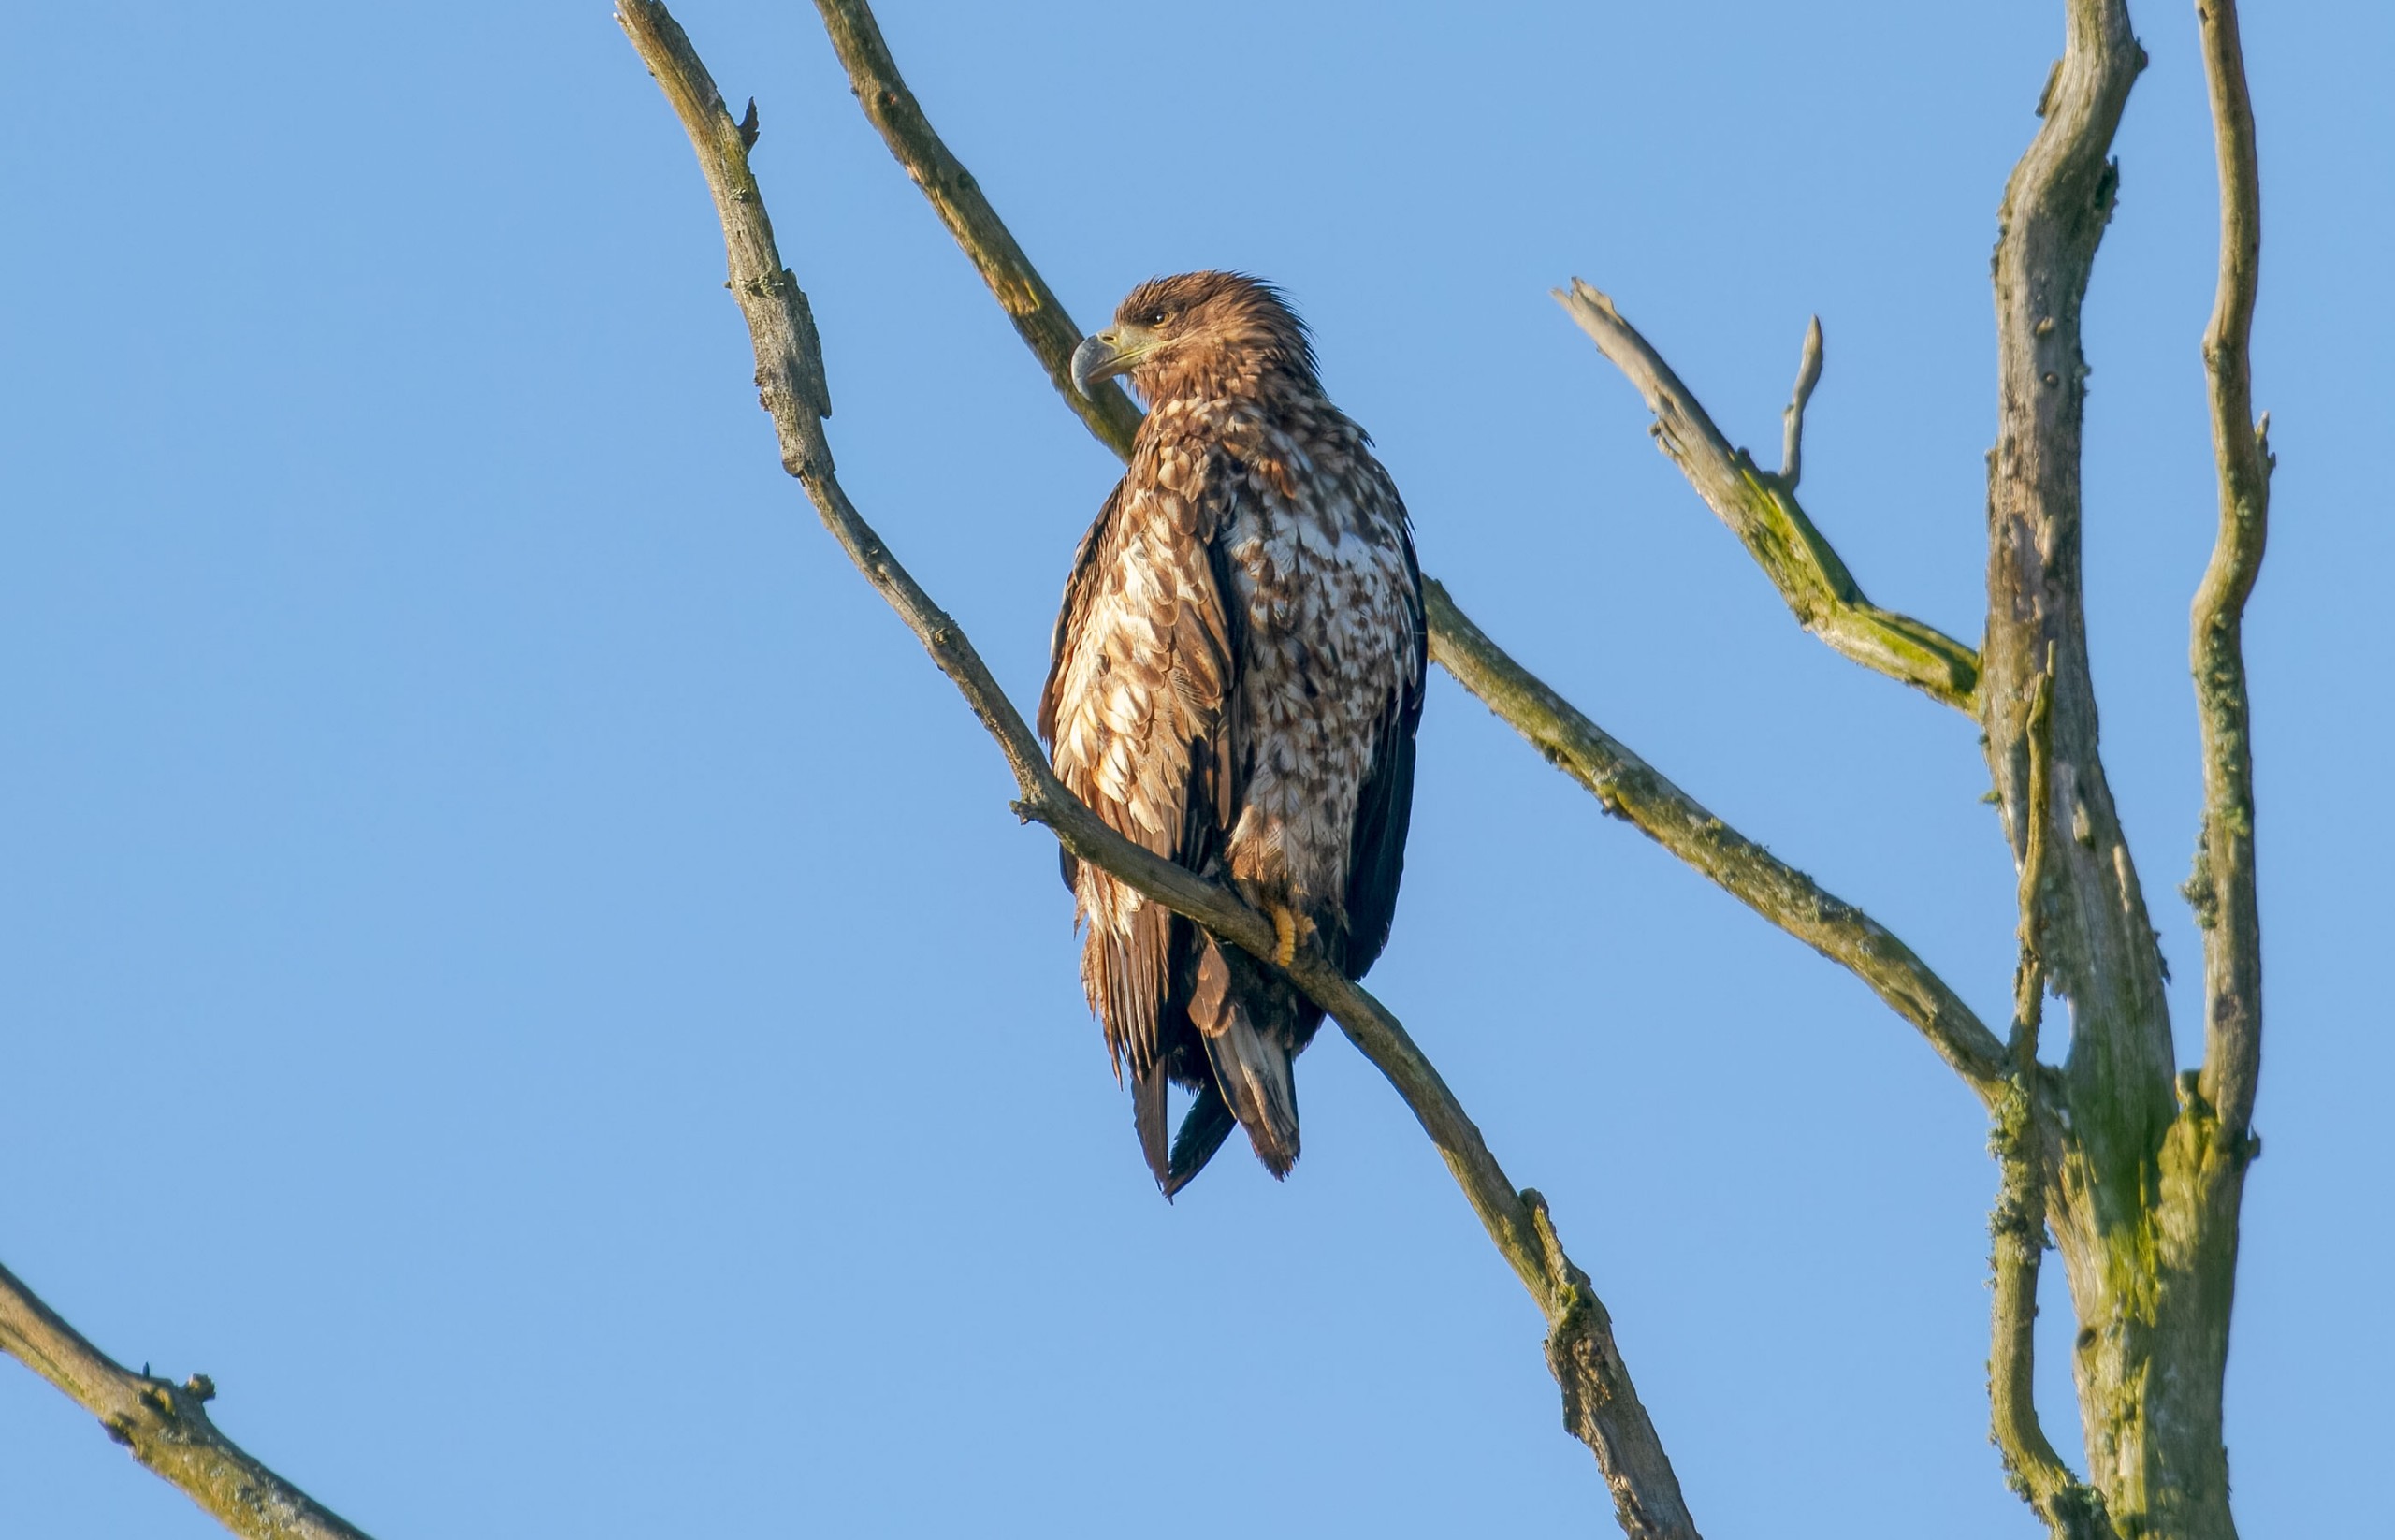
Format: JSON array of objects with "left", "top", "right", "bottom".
[
  {"left": 1780, "top": 315, "right": 1824, "bottom": 488},
  {"left": 1557, "top": 281, "right": 1981, "bottom": 712},
  {"left": 0, "top": 1260, "right": 373, "bottom": 1540},
  {"left": 618, "top": 7, "right": 1698, "bottom": 1533},
  {"left": 2188, "top": 0, "right": 2269, "bottom": 1146},
  {"left": 1985, "top": 670, "right": 2111, "bottom": 1540}
]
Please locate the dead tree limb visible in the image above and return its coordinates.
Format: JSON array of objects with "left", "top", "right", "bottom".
[
  {"left": 0, "top": 1259, "right": 373, "bottom": 1540},
  {"left": 1425, "top": 580, "right": 2007, "bottom": 1102},
  {"left": 617, "top": 6, "right": 1699, "bottom": 1533},
  {"left": 1981, "top": 0, "right": 2167, "bottom": 1203},
  {"left": 2189, "top": 0, "right": 2268, "bottom": 1149},
  {"left": 1557, "top": 283, "right": 1981, "bottom": 712}
]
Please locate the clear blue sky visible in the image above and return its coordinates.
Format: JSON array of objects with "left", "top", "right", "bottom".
[{"left": 3, "top": 2, "right": 2386, "bottom": 1534}]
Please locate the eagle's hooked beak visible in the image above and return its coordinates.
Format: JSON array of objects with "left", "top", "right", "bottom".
[{"left": 1070, "top": 325, "right": 1157, "bottom": 397}]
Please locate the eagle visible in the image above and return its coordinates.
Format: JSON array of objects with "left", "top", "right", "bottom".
[{"left": 1038, "top": 272, "right": 1427, "bottom": 1196}]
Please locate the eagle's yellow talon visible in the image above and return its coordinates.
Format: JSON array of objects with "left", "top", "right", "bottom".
[{"left": 1270, "top": 907, "right": 1313, "bottom": 968}]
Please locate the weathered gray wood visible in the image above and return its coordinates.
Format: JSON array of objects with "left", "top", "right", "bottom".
[
  {"left": 2190, "top": 0, "right": 2268, "bottom": 1152},
  {"left": 1982, "top": 0, "right": 2171, "bottom": 1200}
]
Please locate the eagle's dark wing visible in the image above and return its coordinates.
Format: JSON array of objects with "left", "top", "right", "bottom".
[{"left": 1337, "top": 523, "right": 1427, "bottom": 979}]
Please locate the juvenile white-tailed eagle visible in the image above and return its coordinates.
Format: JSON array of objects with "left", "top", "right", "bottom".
[{"left": 1039, "top": 272, "right": 1426, "bottom": 1196}]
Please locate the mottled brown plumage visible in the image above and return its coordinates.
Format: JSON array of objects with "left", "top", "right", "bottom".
[{"left": 1039, "top": 273, "right": 1426, "bottom": 1195}]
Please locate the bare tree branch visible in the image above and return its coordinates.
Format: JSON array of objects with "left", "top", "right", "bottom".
[
  {"left": 1426, "top": 579, "right": 2008, "bottom": 1103},
  {"left": 617, "top": 7, "right": 1699, "bottom": 1533},
  {"left": 0, "top": 1260, "right": 372, "bottom": 1540},
  {"left": 1557, "top": 281, "right": 1981, "bottom": 713},
  {"left": 2188, "top": 0, "right": 2269, "bottom": 1148},
  {"left": 1985, "top": 672, "right": 2112, "bottom": 1540},
  {"left": 802, "top": 0, "right": 1996, "bottom": 1110}
]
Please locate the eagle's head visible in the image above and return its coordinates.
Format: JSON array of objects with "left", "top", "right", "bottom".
[{"left": 1070, "top": 272, "right": 1317, "bottom": 405}]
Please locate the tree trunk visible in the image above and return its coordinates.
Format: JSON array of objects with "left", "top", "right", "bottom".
[{"left": 1980, "top": 4, "right": 2260, "bottom": 1536}]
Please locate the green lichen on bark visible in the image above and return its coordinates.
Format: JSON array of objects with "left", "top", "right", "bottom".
[{"left": 1556, "top": 282, "right": 1981, "bottom": 712}]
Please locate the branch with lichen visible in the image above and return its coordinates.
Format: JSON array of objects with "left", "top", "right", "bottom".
[
  {"left": 617, "top": 7, "right": 1699, "bottom": 1533},
  {"left": 1985, "top": 671, "right": 2112, "bottom": 1540},
  {"left": 1555, "top": 283, "right": 1981, "bottom": 712},
  {"left": 2188, "top": 0, "right": 2268, "bottom": 1148},
  {"left": 804, "top": 0, "right": 1994, "bottom": 1110},
  {"left": 1425, "top": 579, "right": 2008, "bottom": 1103},
  {"left": 0, "top": 1259, "right": 373, "bottom": 1540}
]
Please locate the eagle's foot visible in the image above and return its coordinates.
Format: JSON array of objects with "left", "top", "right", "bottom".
[{"left": 1269, "top": 906, "right": 1314, "bottom": 969}]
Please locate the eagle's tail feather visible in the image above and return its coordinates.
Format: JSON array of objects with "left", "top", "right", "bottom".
[
  {"left": 1203, "top": 1023, "right": 1299, "bottom": 1178},
  {"left": 1132, "top": 1058, "right": 1171, "bottom": 1193},
  {"left": 1190, "top": 938, "right": 1301, "bottom": 1179},
  {"left": 1162, "top": 1083, "right": 1238, "bottom": 1199}
]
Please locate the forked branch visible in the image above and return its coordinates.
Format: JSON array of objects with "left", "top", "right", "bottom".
[
  {"left": 2188, "top": 0, "right": 2269, "bottom": 1145},
  {"left": 0, "top": 1260, "right": 372, "bottom": 1540},
  {"left": 1557, "top": 281, "right": 1981, "bottom": 712},
  {"left": 618, "top": 6, "right": 1698, "bottom": 1533}
]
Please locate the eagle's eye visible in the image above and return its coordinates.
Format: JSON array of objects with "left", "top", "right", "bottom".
[{"left": 1142, "top": 307, "right": 1169, "bottom": 327}]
